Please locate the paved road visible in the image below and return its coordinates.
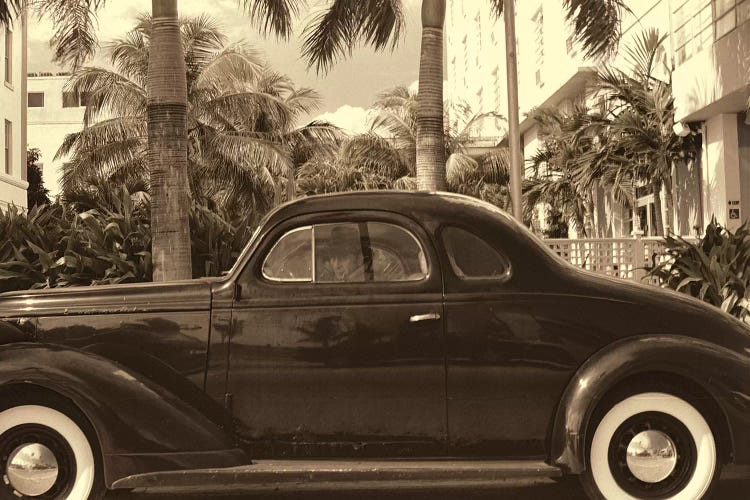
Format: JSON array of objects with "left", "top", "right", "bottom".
[{"left": 107, "top": 477, "right": 750, "bottom": 499}]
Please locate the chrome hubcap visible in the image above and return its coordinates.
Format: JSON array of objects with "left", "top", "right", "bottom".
[
  {"left": 5, "top": 443, "right": 59, "bottom": 497},
  {"left": 626, "top": 430, "right": 678, "bottom": 483}
]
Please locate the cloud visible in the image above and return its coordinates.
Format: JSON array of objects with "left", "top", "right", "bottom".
[{"left": 315, "top": 105, "right": 374, "bottom": 135}]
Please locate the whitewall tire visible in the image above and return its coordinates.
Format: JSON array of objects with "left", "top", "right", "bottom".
[
  {"left": 0, "top": 404, "right": 100, "bottom": 499},
  {"left": 584, "top": 392, "right": 719, "bottom": 500}
]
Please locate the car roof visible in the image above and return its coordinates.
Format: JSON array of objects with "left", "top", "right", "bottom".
[{"left": 263, "top": 190, "right": 516, "bottom": 227}]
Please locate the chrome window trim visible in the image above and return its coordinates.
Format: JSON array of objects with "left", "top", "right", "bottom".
[{"left": 261, "top": 225, "right": 313, "bottom": 283}]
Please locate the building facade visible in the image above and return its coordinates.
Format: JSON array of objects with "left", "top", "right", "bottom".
[
  {"left": 671, "top": 0, "right": 750, "bottom": 233},
  {"left": 0, "top": 15, "right": 27, "bottom": 209},
  {"left": 27, "top": 74, "right": 87, "bottom": 199},
  {"left": 446, "top": 0, "right": 746, "bottom": 239}
]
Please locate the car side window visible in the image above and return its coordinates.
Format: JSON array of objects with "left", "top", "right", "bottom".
[
  {"left": 442, "top": 226, "right": 510, "bottom": 279},
  {"left": 261, "top": 222, "right": 428, "bottom": 284},
  {"left": 261, "top": 226, "right": 313, "bottom": 282},
  {"left": 314, "top": 222, "right": 428, "bottom": 283}
]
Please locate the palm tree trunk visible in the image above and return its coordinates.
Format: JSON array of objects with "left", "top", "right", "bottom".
[
  {"left": 664, "top": 166, "right": 675, "bottom": 236},
  {"left": 416, "top": 0, "right": 446, "bottom": 191},
  {"left": 286, "top": 165, "right": 296, "bottom": 202},
  {"left": 148, "top": 0, "right": 192, "bottom": 281},
  {"left": 503, "top": 0, "right": 523, "bottom": 220},
  {"left": 652, "top": 177, "right": 665, "bottom": 236},
  {"left": 584, "top": 197, "right": 594, "bottom": 238}
]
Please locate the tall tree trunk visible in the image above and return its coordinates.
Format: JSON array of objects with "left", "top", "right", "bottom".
[
  {"left": 652, "top": 177, "right": 665, "bottom": 236},
  {"left": 584, "top": 196, "right": 594, "bottom": 238},
  {"left": 416, "top": 0, "right": 446, "bottom": 191},
  {"left": 148, "top": 0, "right": 192, "bottom": 281},
  {"left": 286, "top": 165, "right": 296, "bottom": 202},
  {"left": 503, "top": 0, "right": 523, "bottom": 220},
  {"left": 664, "top": 164, "right": 676, "bottom": 235}
]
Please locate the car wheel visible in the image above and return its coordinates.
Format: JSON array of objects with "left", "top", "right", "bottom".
[
  {"left": 582, "top": 392, "right": 719, "bottom": 500},
  {"left": 0, "top": 403, "right": 104, "bottom": 500}
]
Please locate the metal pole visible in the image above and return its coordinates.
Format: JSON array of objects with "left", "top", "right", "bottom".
[{"left": 503, "top": 0, "right": 523, "bottom": 220}]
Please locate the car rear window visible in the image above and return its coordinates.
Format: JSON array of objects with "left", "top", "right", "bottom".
[{"left": 442, "top": 226, "right": 510, "bottom": 279}]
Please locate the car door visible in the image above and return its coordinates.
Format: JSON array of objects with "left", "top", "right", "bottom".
[
  {"left": 440, "top": 224, "right": 579, "bottom": 459},
  {"left": 228, "top": 211, "right": 446, "bottom": 458}
]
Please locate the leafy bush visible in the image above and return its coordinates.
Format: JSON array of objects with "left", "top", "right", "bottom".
[
  {"left": 0, "top": 190, "right": 256, "bottom": 293},
  {"left": 0, "top": 191, "right": 152, "bottom": 292},
  {"left": 649, "top": 219, "right": 750, "bottom": 323},
  {"left": 190, "top": 205, "right": 256, "bottom": 279}
]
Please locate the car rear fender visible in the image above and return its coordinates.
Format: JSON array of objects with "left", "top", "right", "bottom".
[
  {"left": 550, "top": 335, "right": 750, "bottom": 473},
  {"left": 0, "top": 343, "right": 245, "bottom": 485}
]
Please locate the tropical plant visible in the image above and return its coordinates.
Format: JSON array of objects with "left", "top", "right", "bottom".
[
  {"left": 8, "top": 0, "right": 300, "bottom": 282},
  {"left": 0, "top": 192, "right": 152, "bottom": 292},
  {"left": 593, "top": 28, "right": 699, "bottom": 236},
  {"left": 298, "top": 85, "right": 511, "bottom": 210},
  {"left": 649, "top": 219, "right": 750, "bottom": 324},
  {"left": 524, "top": 105, "right": 596, "bottom": 236},
  {"left": 0, "top": 0, "right": 20, "bottom": 26},
  {"left": 302, "top": 0, "right": 628, "bottom": 192},
  {"left": 26, "top": 148, "right": 51, "bottom": 208},
  {"left": 58, "top": 15, "right": 338, "bottom": 222},
  {"left": 0, "top": 190, "right": 258, "bottom": 292}
]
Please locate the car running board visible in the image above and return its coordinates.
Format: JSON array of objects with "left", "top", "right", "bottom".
[{"left": 112, "top": 459, "right": 563, "bottom": 493}]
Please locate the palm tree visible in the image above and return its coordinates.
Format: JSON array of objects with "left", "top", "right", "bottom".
[
  {"left": 525, "top": 106, "right": 593, "bottom": 236},
  {"left": 594, "top": 29, "right": 698, "bottom": 236},
  {"left": 302, "top": 0, "right": 627, "bottom": 196},
  {"left": 299, "top": 85, "right": 511, "bottom": 209},
  {"left": 9, "top": 0, "right": 300, "bottom": 281},
  {"left": 58, "top": 15, "right": 338, "bottom": 220}
]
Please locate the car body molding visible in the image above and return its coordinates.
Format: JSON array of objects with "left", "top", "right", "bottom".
[
  {"left": 551, "top": 334, "right": 750, "bottom": 473},
  {"left": 0, "top": 343, "right": 247, "bottom": 487}
]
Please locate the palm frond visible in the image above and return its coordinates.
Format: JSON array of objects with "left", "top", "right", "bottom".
[
  {"left": 0, "top": 0, "right": 22, "bottom": 26},
  {"left": 301, "top": 0, "right": 404, "bottom": 75},
  {"left": 40, "top": 0, "right": 108, "bottom": 69},
  {"left": 563, "top": 0, "right": 629, "bottom": 59},
  {"left": 239, "top": 0, "right": 303, "bottom": 40},
  {"left": 65, "top": 67, "right": 147, "bottom": 126}
]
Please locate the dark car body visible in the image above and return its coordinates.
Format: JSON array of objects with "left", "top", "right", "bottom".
[{"left": 1, "top": 191, "right": 749, "bottom": 490}]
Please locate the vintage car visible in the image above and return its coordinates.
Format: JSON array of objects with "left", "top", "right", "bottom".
[{"left": 0, "top": 191, "right": 749, "bottom": 499}]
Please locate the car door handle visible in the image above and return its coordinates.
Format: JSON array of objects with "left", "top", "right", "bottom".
[{"left": 410, "top": 313, "right": 441, "bottom": 323}]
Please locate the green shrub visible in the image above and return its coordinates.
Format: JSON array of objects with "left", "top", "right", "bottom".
[
  {"left": 0, "top": 190, "right": 257, "bottom": 292},
  {"left": 649, "top": 218, "right": 750, "bottom": 323}
]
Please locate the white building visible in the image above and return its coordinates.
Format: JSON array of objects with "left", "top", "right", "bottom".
[
  {"left": 671, "top": 0, "right": 750, "bottom": 234},
  {"left": 446, "top": 0, "right": 742, "bottom": 239},
  {"left": 445, "top": 2, "right": 507, "bottom": 148},
  {"left": 0, "top": 15, "right": 28, "bottom": 209},
  {"left": 27, "top": 73, "right": 86, "bottom": 198}
]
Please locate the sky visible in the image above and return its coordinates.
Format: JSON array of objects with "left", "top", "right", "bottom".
[{"left": 27, "top": 0, "right": 425, "bottom": 132}]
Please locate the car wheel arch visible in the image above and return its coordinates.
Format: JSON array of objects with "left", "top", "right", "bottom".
[
  {"left": 0, "top": 382, "right": 107, "bottom": 492},
  {"left": 550, "top": 335, "right": 736, "bottom": 474}
]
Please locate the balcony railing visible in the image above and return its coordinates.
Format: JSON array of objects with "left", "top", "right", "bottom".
[{"left": 542, "top": 236, "right": 691, "bottom": 284}]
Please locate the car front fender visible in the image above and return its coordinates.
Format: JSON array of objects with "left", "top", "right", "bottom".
[
  {"left": 550, "top": 335, "right": 750, "bottom": 473},
  {"left": 0, "top": 343, "right": 248, "bottom": 486}
]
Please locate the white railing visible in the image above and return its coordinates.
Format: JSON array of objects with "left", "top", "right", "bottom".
[{"left": 542, "top": 236, "right": 689, "bottom": 284}]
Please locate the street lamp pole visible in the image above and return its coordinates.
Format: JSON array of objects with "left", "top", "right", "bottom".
[{"left": 503, "top": 0, "right": 523, "bottom": 220}]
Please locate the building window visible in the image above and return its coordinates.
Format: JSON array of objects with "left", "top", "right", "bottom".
[
  {"left": 673, "top": 0, "right": 712, "bottom": 65},
  {"left": 712, "top": 0, "right": 750, "bottom": 40},
  {"left": 4, "top": 28, "right": 11, "bottom": 85},
  {"left": 28, "top": 92, "right": 45, "bottom": 108},
  {"left": 62, "top": 92, "right": 78, "bottom": 108},
  {"left": 532, "top": 8, "right": 544, "bottom": 88},
  {"left": 4, "top": 120, "right": 11, "bottom": 175},
  {"left": 62, "top": 91, "right": 91, "bottom": 108}
]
